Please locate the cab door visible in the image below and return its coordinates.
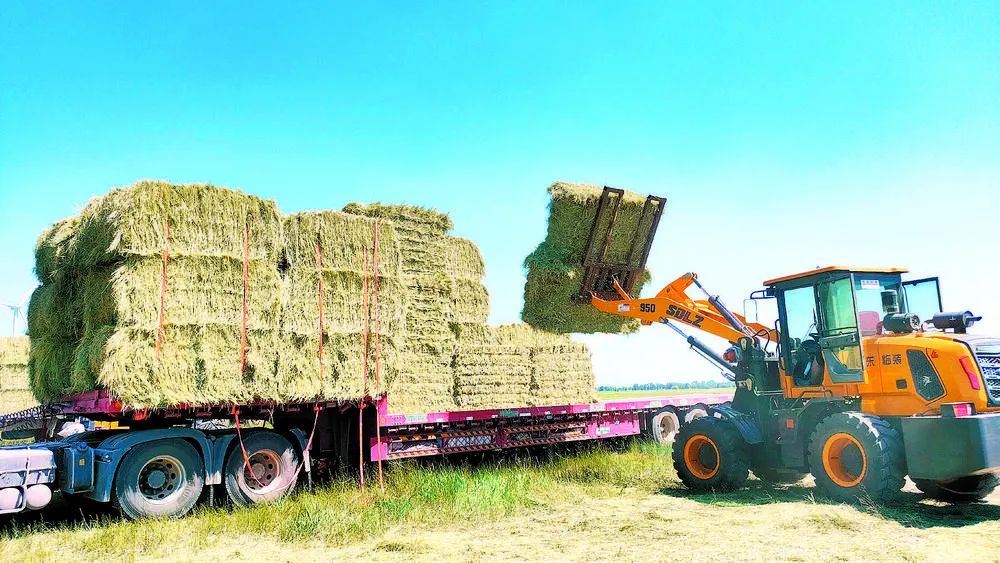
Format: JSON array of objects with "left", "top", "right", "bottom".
[{"left": 815, "top": 277, "right": 865, "bottom": 384}]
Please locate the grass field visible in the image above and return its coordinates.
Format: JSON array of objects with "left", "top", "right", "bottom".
[
  {"left": 1, "top": 440, "right": 997, "bottom": 562},
  {"left": 597, "top": 388, "right": 733, "bottom": 400}
]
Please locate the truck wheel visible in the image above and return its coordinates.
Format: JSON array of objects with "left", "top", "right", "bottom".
[
  {"left": 672, "top": 417, "right": 749, "bottom": 492},
  {"left": 649, "top": 408, "right": 680, "bottom": 444},
  {"left": 808, "top": 413, "right": 905, "bottom": 503},
  {"left": 913, "top": 474, "right": 999, "bottom": 503},
  {"left": 752, "top": 467, "right": 807, "bottom": 484},
  {"left": 684, "top": 404, "right": 709, "bottom": 423},
  {"left": 224, "top": 431, "right": 301, "bottom": 507},
  {"left": 113, "top": 440, "right": 205, "bottom": 520}
]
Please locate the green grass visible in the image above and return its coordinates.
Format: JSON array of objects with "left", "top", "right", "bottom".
[
  {"left": 0, "top": 441, "right": 674, "bottom": 561},
  {"left": 2, "top": 439, "right": 998, "bottom": 561},
  {"left": 597, "top": 388, "right": 733, "bottom": 400}
]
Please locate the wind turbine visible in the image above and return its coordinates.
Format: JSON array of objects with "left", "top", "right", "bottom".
[{"left": 1, "top": 285, "right": 35, "bottom": 336}]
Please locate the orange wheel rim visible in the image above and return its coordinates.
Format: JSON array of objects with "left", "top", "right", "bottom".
[
  {"left": 822, "top": 432, "right": 867, "bottom": 488},
  {"left": 684, "top": 434, "right": 720, "bottom": 479}
]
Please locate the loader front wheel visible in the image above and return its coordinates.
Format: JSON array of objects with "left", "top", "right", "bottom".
[
  {"left": 808, "top": 412, "right": 905, "bottom": 503},
  {"left": 673, "top": 417, "right": 749, "bottom": 492},
  {"left": 913, "top": 474, "right": 999, "bottom": 503}
]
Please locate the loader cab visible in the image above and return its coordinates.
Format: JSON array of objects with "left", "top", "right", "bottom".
[{"left": 765, "top": 267, "right": 943, "bottom": 393}]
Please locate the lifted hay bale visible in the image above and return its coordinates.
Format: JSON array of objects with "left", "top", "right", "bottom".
[{"left": 522, "top": 181, "right": 653, "bottom": 334}]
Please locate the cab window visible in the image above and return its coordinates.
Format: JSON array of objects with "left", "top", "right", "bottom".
[{"left": 781, "top": 285, "right": 823, "bottom": 387}]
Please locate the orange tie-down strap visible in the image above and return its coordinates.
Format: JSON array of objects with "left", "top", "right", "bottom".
[
  {"left": 155, "top": 221, "right": 171, "bottom": 358},
  {"left": 239, "top": 224, "right": 249, "bottom": 373}
]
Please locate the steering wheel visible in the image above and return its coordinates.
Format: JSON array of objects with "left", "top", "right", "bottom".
[{"left": 792, "top": 338, "right": 824, "bottom": 386}]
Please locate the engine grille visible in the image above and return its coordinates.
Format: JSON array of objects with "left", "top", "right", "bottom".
[{"left": 974, "top": 344, "right": 1000, "bottom": 406}]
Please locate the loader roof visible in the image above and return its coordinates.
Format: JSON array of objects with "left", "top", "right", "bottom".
[{"left": 763, "top": 266, "right": 908, "bottom": 286}]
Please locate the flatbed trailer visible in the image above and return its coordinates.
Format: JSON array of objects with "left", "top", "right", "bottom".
[{"left": 0, "top": 389, "right": 732, "bottom": 518}]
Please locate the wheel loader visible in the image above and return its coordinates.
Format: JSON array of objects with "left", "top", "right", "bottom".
[{"left": 578, "top": 187, "right": 1000, "bottom": 502}]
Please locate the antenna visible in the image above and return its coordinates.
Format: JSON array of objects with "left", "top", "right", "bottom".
[{"left": 1, "top": 284, "right": 36, "bottom": 336}]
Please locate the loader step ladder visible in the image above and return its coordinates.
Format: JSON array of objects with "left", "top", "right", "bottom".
[{"left": 575, "top": 187, "right": 666, "bottom": 302}]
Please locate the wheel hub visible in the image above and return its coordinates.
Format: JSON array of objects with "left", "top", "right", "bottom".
[
  {"left": 138, "top": 455, "right": 186, "bottom": 503},
  {"left": 243, "top": 450, "right": 282, "bottom": 493}
]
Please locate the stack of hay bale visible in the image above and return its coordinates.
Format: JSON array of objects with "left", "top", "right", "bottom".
[
  {"left": 30, "top": 182, "right": 287, "bottom": 406},
  {"left": 0, "top": 336, "right": 36, "bottom": 413},
  {"left": 278, "top": 211, "right": 405, "bottom": 400},
  {"left": 342, "top": 203, "right": 459, "bottom": 413},
  {"left": 27, "top": 217, "right": 83, "bottom": 401},
  {"left": 522, "top": 181, "right": 654, "bottom": 334},
  {"left": 25, "top": 180, "right": 598, "bottom": 412}
]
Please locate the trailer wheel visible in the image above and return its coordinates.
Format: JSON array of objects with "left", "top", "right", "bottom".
[
  {"left": 913, "top": 474, "right": 999, "bottom": 503},
  {"left": 113, "top": 440, "right": 205, "bottom": 520},
  {"left": 649, "top": 408, "right": 680, "bottom": 444},
  {"left": 808, "top": 412, "right": 905, "bottom": 503},
  {"left": 224, "top": 431, "right": 301, "bottom": 507},
  {"left": 683, "top": 404, "right": 709, "bottom": 423},
  {"left": 672, "top": 417, "right": 749, "bottom": 491}
]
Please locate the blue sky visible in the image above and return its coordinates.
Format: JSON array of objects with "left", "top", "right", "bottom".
[{"left": 1, "top": 2, "right": 998, "bottom": 386}]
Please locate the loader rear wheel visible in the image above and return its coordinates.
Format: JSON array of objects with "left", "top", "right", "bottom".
[
  {"left": 913, "top": 474, "right": 999, "bottom": 503},
  {"left": 113, "top": 440, "right": 204, "bottom": 520},
  {"left": 673, "top": 417, "right": 749, "bottom": 491},
  {"left": 224, "top": 431, "right": 301, "bottom": 507},
  {"left": 808, "top": 413, "right": 904, "bottom": 503}
]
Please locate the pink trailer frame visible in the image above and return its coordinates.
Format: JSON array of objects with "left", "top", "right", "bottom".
[{"left": 371, "top": 393, "right": 733, "bottom": 461}]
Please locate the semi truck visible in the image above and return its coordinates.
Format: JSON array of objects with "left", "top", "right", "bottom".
[{"left": 0, "top": 388, "right": 731, "bottom": 519}]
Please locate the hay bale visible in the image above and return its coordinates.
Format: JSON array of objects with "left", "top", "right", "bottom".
[
  {"left": 522, "top": 181, "right": 655, "bottom": 334},
  {"left": 35, "top": 217, "right": 80, "bottom": 285},
  {"left": 80, "top": 257, "right": 282, "bottom": 333},
  {"left": 0, "top": 336, "right": 33, "bottom": 410},
  {"left": 0, "top": 336, "right": 29, "bottom": 368},
  {"left": 72, "top": 181, "right": 283, "bottom": 268},
  {"left": 462, "top": 324, "right": 596, "bottom": 406},
  {"left": 388, "top": 351, "right": 456, "bottom": 414},
  {"left": 72, "top": 325, "right": 280, "bottom": 407},
  {"left": 0, "top": 391, "right": 37, "bottom": 414},
  {"left": 0, "top": 336, "right": 37, "bottom": 413},
  {"left": 444, "top": 237, "right": 489, "bottom": 327},
  {"left": 343, "top": 203, "right": 452, "bottom": 275},
  {"left": 453, "top": 325, "right": 533, "bottom": 409},
  {"left": 279, "top": 211, "right": 407, "bottom": 400}
]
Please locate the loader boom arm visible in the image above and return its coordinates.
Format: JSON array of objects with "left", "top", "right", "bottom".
[{"left": 591, "top": 272, "right": 777, "bottom": 345}]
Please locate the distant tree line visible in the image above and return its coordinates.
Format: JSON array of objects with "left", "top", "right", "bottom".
[{"left": 597, "top": 380, "right": 735, "bottom": 391}]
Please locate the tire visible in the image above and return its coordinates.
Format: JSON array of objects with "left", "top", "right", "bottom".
[
  {"left": 649, "top": 408, "right": 680, "bottom": 444},
  {"left": 672, "top": 417, "right": 749, "bottom": 491},
  {"left": 683, "top": 404, "right": 709, "bottom": 423},
  {"left": 808, "top": 412, "right": 905, "bottom": 503},
  {"left": 752, "top": 467, "right": 807, "bottom": 484},
  {"left": 224, "top": 431, "right": 301, "bottom": 507},
  {"left": 113, "top": 439, "right": 205, "bottom": 520},
  {"left": 913, "top": 474, "right": 999, "bottom": 503}
]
